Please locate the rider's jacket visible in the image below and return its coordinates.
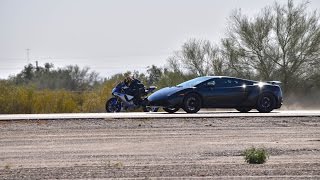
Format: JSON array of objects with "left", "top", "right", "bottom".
[{"left": 125, "top": 79, "right": 145, "bottom": 97}]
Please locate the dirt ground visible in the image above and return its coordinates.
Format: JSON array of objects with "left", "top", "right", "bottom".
[{"left": 0, "top": 116, "right": 319, "bottom": 179}]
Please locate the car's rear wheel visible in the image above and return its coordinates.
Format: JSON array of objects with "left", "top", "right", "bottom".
[
  {"left": 163, "top": 107, "right": 180, "bottom": 113},
  {"left": 182, "top": 94, "right": 201, "bottom": 113},
  {"left": 256, "top": 93, "right": 275, "bottom": 113},
  {"left": 236, "top": 108, "right": 252, "bottom": 113}
]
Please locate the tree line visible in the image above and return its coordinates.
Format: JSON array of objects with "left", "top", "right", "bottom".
[
  {"left": 9, "top": 63, "right": 100, "bottom": 91},
  {"left": 159, "top": 0, "right": 320, "bottom": 94},
  {"left": 127, "top": 0, "right": 320, "bottom": 95},
  {"left": 1, "top": 0, "right": 320, "bottom": 113}
]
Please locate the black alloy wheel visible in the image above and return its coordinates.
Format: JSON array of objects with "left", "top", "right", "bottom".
[
  {"left": 143, "top": 106, "right": 159, "bottom": 112},
  {"left": 236, "top": 108, "right": 252, "bottom": 113},
  {"left": 163, "top": 107, "right": 180, "bottom": 113},
  {"left": 256, "top": 93, "right": 275, "bottom": 113},
  {"left": 182, "top": 94, "right": 201, "bottom": 113}
]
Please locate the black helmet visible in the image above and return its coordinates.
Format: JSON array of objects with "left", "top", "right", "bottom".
[{"left": 124, "top": 76, "right": 133, "bottom": 85}]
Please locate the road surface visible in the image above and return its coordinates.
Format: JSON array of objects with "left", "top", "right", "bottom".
[
  {"left": 0, "top": 111, "right": 320, "bottom": 179},
  {"left": 1, "top": 110, "right": 320, "bottom": 120}
]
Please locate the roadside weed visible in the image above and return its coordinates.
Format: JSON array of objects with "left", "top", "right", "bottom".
[{"left": 243, "top": 147, "right": 269, "bottom": 164}]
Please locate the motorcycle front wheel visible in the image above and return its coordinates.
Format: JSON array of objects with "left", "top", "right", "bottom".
[{"left": 106, "top": 97, "right": 121, "bottom": 113}]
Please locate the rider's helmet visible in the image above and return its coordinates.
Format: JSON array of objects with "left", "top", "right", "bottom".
[{"left": 124, "top": 75, "right": 133, "bottom": 86}]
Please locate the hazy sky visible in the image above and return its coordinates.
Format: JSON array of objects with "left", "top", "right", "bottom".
[{"left": 1, "top": 0, "right": 319, "bottom": 79}]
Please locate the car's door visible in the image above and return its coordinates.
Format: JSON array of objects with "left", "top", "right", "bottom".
[
  {"left": 221, "top": 78, "right": 247, "bottom": 106},
  {"left": 199, "top": 78, "right": 247, "bottom": 107}
]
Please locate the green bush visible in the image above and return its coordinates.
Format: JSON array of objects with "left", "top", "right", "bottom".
[{"left": 243, "top": 147, "right": 269, "bottom": 164}]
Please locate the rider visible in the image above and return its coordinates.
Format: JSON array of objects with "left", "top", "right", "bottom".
[{"left": 123, "top": 75, "right": 145, "bottom": 104}]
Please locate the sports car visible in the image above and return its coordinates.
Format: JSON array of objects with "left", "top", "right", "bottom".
[{"left": 147, "top": 76, "right": 283, "bottom": 113}]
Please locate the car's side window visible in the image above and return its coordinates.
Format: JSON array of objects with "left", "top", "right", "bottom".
[
  {"left": 229, "top": 79, "right": 242, "bottom": 87},
  {"left": 213, "top": 78, "right": 224, "bottom": 88},
  {"left": 216, "top": 78, "right": 243, "bottom": 87},
  {"left": 203, "top": 78, "right": 244, "bottom": 88},
  {"left": 201, "top": 80, "right": 216, "bottom": 88},
  {"left": 224, "top": 79, "right": 232, "bottom": 87},
  {"left": 232, "top": 79, "right": 241, "bottom": 87},
  {"left": 207, "top": 80, "right": 216, "bottom": 86}
]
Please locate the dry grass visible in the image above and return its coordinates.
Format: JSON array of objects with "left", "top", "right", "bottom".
[{"left": 0, "top": 82, "right": 112, "bottom": 114}]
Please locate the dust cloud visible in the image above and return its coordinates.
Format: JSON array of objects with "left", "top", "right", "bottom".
[{"left": 282, "top": 92, "right": 320, "bottom": 110}]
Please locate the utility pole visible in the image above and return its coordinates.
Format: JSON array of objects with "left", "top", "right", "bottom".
[
  {"left": 36, "top": 61, "right": 39, "bottom": 71},
  {"left": 26, "top": 48, "right": 30, "bottom": 64}
]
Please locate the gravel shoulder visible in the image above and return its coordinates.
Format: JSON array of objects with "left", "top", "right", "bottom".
[{"left": 0, "top": 117, "right": 320, "bottom": 179}]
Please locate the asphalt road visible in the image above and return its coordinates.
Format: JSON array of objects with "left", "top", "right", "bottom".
[{"left": 0, "top": 110, "right": 320, "bottom": 120}]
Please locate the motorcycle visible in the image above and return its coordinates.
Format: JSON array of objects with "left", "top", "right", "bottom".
[{"left": 105, "top": 82, "right": 158, "bottom": 112}]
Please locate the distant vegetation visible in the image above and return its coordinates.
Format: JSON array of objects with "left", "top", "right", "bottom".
[{"left": 1, "top": 0, "right": 319, "bottom": 113}]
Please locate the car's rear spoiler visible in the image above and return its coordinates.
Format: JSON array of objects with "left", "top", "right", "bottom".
[{"left": 266, "top": 81, "right": 281, "bottom": 85}]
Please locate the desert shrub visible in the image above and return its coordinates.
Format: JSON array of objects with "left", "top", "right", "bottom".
[
  {"left": 81, "top": 91, "right": 105, "bottom": 112},
  {"left": 31, "top": 90, "right": 80, "bottom": 113},
  {"left": 0, "top": 82, "right": 34, "bottom": 114},
  {"left": 0, "top": 76, "right": 121, "bottom": 113},
  {"left": 80, "top": 79, "right": 116, "bottom": 112},
  {"left": 53, "top": 91, "right": 79, "bottom": 113},
  {"left": 243, "top": 147, "right": 269, "bottom": 164},
  {"left": 14, "top": 86, "right": 34, "bottom": 113}
]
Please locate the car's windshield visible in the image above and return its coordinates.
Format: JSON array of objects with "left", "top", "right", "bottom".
[{"left": 177, "top": 76, "right": 212, "bottom": 87}]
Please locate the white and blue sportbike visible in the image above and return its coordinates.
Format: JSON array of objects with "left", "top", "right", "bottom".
[{"left": 106, "top": 82, "right": 158, "bottom": 112}]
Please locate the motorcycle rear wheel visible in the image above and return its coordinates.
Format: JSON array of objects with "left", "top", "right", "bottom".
[{"left": 106, "top": 98, "right": 121, "bottom": 112}]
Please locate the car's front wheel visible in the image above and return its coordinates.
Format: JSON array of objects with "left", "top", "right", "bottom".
[
  {"left": 236, "top": 108, "right": 252, "bottom": 113},
  {"left": 163, "top": 107, "right": 180, "bottom": 113},
  {"left": 182, "top": 94, "right": 201, "bottom": 113},
  {"left": 143, "top": 106, "right": 159, "bottom": 112},
  {"left": 256, "top": 93, "right": 275, "bottom": 113}
]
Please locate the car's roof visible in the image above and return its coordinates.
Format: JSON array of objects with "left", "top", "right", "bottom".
[
  {"left": 203, "top": 76, "right": 257, "bottom": 82},
  {"left": 203, "top": 76, "right": 237, "bottom": 78}
]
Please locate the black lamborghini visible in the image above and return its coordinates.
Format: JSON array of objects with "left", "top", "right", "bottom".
[{"left": 147, "top": 76, "right": 283, "bottom": 113}]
